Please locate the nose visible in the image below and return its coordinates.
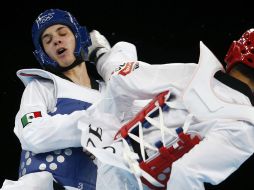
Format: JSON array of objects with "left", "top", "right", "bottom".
[
  {"left": 52, "top": 35, "right": 62, "bottom": 46},
  {"left": 53, "top": 39, "right": 62, "bottom": 46}
]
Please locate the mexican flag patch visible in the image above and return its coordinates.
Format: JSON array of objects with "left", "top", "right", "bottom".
[{"left": 21, "top": 111, "right": 42, "bottom": 127}]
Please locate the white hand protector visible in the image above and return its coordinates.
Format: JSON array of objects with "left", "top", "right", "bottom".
[{"left": 88, "top": 30, "right": 111, "bottom": 63}]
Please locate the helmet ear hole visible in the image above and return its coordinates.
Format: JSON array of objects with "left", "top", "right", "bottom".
[
  {"left": 241, "top": 49, "right": 246, "bottom": 54},
  {"left": 247, "top": 58, "right": 253, "bottom": 63}
]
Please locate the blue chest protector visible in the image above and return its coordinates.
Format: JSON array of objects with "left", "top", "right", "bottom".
[{"left": 19, "top": 98, "right": 97, "bottom": 190}]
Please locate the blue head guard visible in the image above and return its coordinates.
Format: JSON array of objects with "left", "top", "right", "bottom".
[{"left": 32, "top": 9, "right": 91, "bottom": 70}]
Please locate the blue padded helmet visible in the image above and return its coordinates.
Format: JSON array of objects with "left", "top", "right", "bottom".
[{"left": 32, "top": 9, "right": 91, "bottom": 70}]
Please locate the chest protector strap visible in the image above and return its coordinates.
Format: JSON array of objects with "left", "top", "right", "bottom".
[{"left": 115, "top": 91, "right": 201, "bottom": 189}]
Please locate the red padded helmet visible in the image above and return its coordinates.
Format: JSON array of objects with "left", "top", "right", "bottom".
[{"left": 224, "top": 29, "right": 254, "bottom": 72}]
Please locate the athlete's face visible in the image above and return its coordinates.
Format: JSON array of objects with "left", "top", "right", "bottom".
[{"left": 41, "top": 24, "right": 76, "bottom": 68}]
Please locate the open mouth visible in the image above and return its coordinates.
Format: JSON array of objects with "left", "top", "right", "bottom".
[{"left": 57, "top": 48, "right": 66, "bottom": 55}]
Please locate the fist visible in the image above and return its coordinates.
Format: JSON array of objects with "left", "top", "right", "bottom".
[{"left": 88, "top": 30, "right": 111, "bottom": 63}]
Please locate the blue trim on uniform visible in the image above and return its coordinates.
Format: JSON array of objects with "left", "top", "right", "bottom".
[
  {"left": 19, "top": 98, "right": 96, "bottom": 189},
  {"left": 49, "top": 98, "right": 92, "bottom": 115}
]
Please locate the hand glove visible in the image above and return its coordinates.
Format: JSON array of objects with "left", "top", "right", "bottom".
[{"left": 88, "top": 30, "right": 111, "bottom": 63}]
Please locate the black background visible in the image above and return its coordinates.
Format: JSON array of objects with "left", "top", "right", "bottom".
[{"left": 1, "top": 0, "right": 254, "bottom": 189}]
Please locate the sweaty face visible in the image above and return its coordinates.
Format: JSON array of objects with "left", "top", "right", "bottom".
[{"left": 41, "top": 24, "right": 76, "bottom": 68}]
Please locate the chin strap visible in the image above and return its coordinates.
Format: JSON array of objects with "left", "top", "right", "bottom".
[{"left": 58, "top": 55, "right": 84, "bottom": 72}]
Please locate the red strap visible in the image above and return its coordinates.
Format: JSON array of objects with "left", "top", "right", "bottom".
[
  {"left": 114, "top": 90, "right": 170, "bottom": 139},
  {"left": 114, "top": 90, "right": 202, "bottom": 189},
  {"left": 139, "top": 132, "right": 201, "bottom": 189}
]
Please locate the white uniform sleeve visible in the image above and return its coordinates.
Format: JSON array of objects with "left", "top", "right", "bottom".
[
  {"left": 108, "top": 62, "right": 196, "bottom": 100},
  {"left": 14, "top": 79, "right": 89, "bottom": 154},
  {"left": 96, "top": 41, "right": 138, "bottom": 82},
  {"left": 98, "top": 61, "right": 196, "bottom": 121}
]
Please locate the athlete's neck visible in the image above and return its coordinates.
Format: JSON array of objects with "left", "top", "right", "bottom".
[
  {"left": 229, "top": 69, "right": 254, "bottom": 93},
  {"left": 63, "top": 62, "right": 91, "bottom": 88}
]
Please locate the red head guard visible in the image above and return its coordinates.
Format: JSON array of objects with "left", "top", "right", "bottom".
[{"left": 224, "top": 29, "right": 254, "bottom": 72}]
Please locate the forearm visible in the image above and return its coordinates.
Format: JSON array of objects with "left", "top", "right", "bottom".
[
  {"left": 15, "top": 110, "right": 89, "bottom": 153},
  {"left": 96, "top": 42, "right": 138, "bottom": 82}
]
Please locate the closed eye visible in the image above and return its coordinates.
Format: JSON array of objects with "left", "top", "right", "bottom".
[{"left": 42, "top": 34, "right": 52, "bottom": 45}]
